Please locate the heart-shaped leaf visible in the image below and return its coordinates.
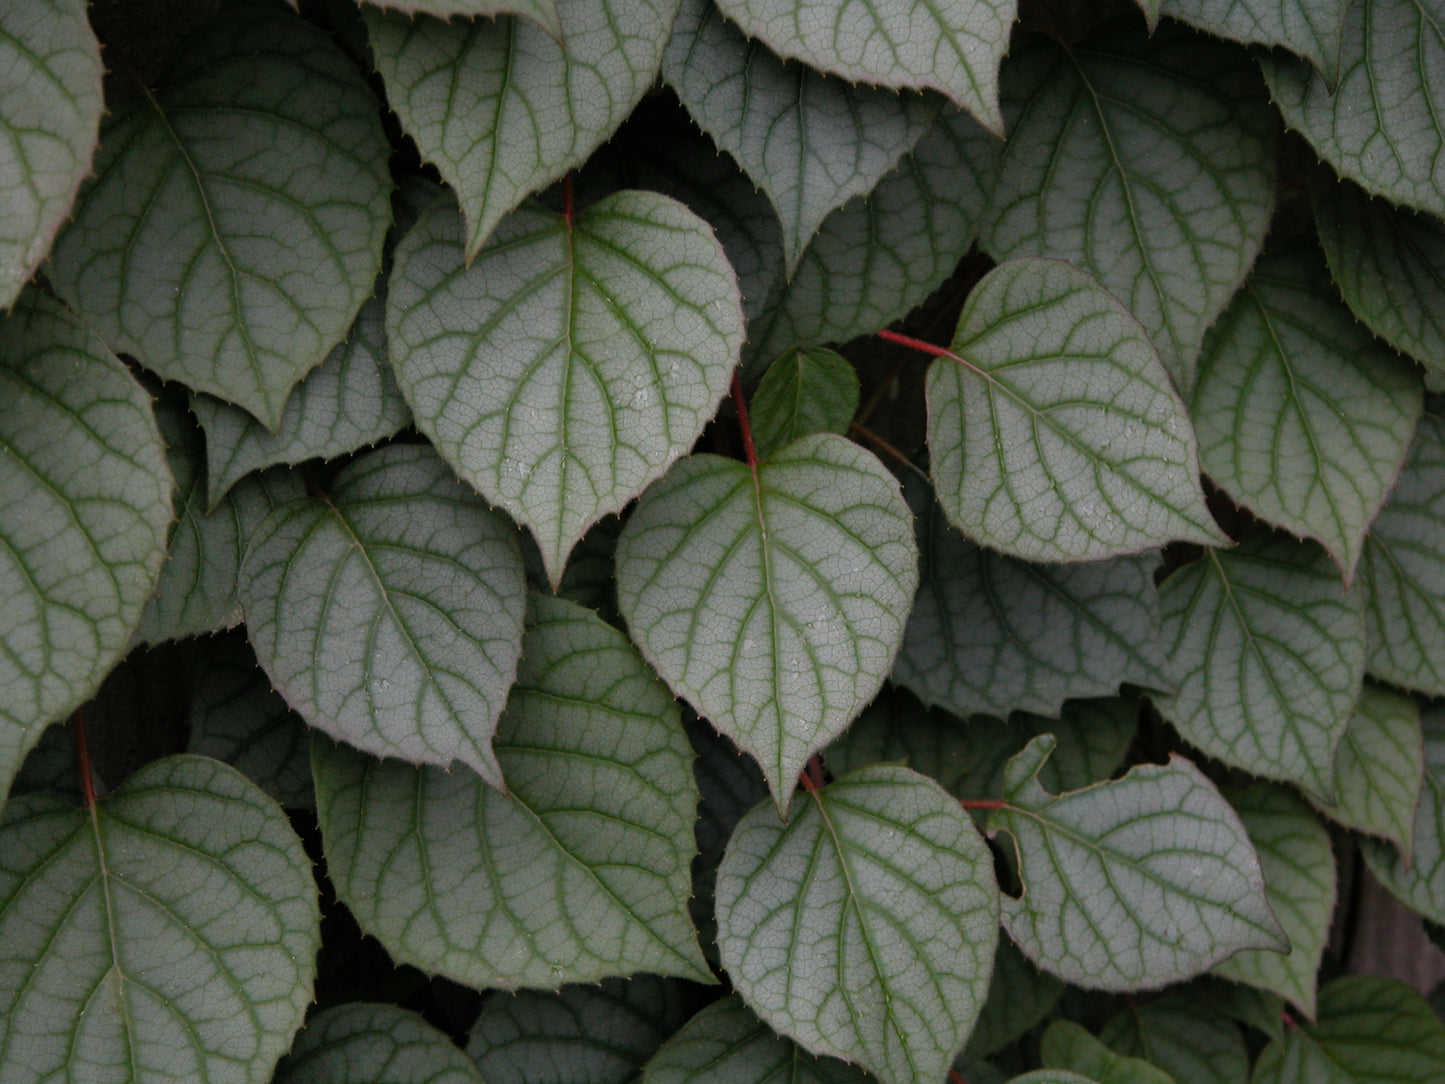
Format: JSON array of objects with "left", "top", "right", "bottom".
[
  {"left": 0, "top": 292, "right": 171, "bottom": 803},
  {"left": 1158, "top": 0, "right": 1350, "bottom": 84},
  {"left": 926, "top": 257, "right": 1223, "bottom": 563},
  {"left": 0, "top": 0, "right": 102, "bottom": 309},
  {"left": 1362, "top": 703, "right": 1445, "bottom": 926},
  {"left": 748, "top": 347, "right": 859, "bottom": 462},
  {"left": 716, "top": 765, "right": 999, "bottom": 1084},
  {"left": 985, "top": 21, "right": 1275, "bottom": 391},
  {"left": 1157, "top": 527, "right": 1367, "bottom": 800},
  {"left": 615, "top": 433, "right": 917, "bottom": 812},
  {"left": 1100, "top": 991, "right": 1249, "bottom": 1084},
  {"left": 0, "top": 756, "right": 320, "bottom": 1083},
  {"left": 990, "top": 735, "right": 1285, "bottom": 991},
  {"left": 46, "top": 1, "right": 392, "bottom": 429},
  {"left": 275, "top": 1002, "right": 484, "bottom": 1084},
  {"left": 240, "top": 443, "right": 526, "bottom": 786},
  {"left": 1211, "top": 783, "right": 1335, "bottom": 1019},
  {"left": 313, "top": 595, "right": 711, "bottom": 989},
  {"left": 388, "top": 190, "right": 742, "bottom": 585},
  {"left": 663, "top": 0, "right": 938, "bottom": 272},
  {"left": 711, "top": 0, "right": 1015, "bottom": 132},
  {"left": 366, "top": 0, "right": 675, "bottom": 258},
  {"left": 1262, "top": 0, "right": 1445, "bottom": 222}
]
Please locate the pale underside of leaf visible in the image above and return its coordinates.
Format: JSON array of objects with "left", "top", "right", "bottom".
[
  {"left": 388, "top": 190, "right": 742, "bottom": 585},
  {"left": 275, "top": 1002, "right": 484, "bottom": 1084},
  {"left": 1362, "top": 704, "right": 1445, "bottom": 926},
  {"left": 716, "top": 766, "right": 999, "bottom": 1084},
  {"left": 615, "top": 433, "right": 917, "bottom": 813},
  {"left": 1159, "top": 0, "right": 1350, "bottom": 85},
  {"left": 928, "top": 257, "right": 1223, "bottom": 562}
]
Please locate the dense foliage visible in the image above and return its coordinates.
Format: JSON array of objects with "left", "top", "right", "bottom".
[{"left": 2, "top": 0, "right": 1444, "bottom": 1081}]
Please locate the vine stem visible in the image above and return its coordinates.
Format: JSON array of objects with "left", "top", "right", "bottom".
[
  {"left": 799, "top": 754, "right": 826, "bottom": 793},
  {"left": 960, "top": 798, "right": 1007, "bottom": 811},
  {"left": 732, "top": 372, "right": 759, "bottom": 469},
  {"left": 949, "top": 1070, "right": 970, "bottom": 1084},
  {"left": 876, "top": 327, "right": 954, "bottom": 358},
  {"left": 72, "top": 708, "right": 96, "bottom": 810}
]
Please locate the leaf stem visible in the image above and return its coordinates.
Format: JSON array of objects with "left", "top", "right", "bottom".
[
  {"left": 563, "top": 170, "right": 575, "bottom": 226},
  {"left": 876, "top": 327, "right": 954, "bottom": 358},
  {"left": 949, "top": 1070, "right": 970, "bottom": 1084},
  {"left": 960, "top": 798, "right": 1008, "bottom": 811},
  {"left": 732, "top": 372, "right": 758, "bottom": 469},
  {"left": 799, "top": 754, "right": 826, "bottom": 793},
  {"left": 72, "top": 707, "right": 96, "bottom": 810}
]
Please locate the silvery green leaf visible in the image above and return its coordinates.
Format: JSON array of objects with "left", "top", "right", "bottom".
[
  {"left": 1191, "top": 243, "right": 1421, "bottom": 583},
  {"left": 748, "top": 348, "right": 859, "bottom": 462},
  {"left": 1158, "top": 0, "right": 1350, "bottom": 84},
  {"left": 927, "top": 258, "right": 1223, "bottom": 562},
  {"left": 1362, "top": 703, "right": 1445, "bottom": 926},
  {"left": 991, "top": 735, "right": 1285, "bottom": 991},
  {"left": 366, "top": 0, "right": 675, "bottom": 258},
  {"left": 985, "top": 22, "right": 1276, "bottom": 391},
  {"left": 363, "top": 0, "right": 561, "bottom": 39},
  {"left": 615, "top": 434, "right": 917, "bottom": 813},
  {"left": 275, "top": 1002, "right": 484, "bottom": 1084},
  {"left": 1157, "top": 527, "right": 1367, "bottom": 801},
  {"left": 0, "top": 756, "right": 320, "bottom": 1084},
  {"left": 716, "top": 765, "right": 999, "bottom": 1084},
  {"left": 0, "top": 292, "right": 171, "bottom": 803},
  {"left": 1041, "top": 1021, "right": 1176, "bottom": 1084},
  {"left": 1100, "top": 991, "right": 1248, "bottom": 1084},
  {"left": 0, "top": 0, "right": 102, "bottom": 309},
  {"left": 47, "top": 1, "right": 392, "bottom": 429},
  {"left": 240, "top": 443, "right": 525, "bottom": 786},
  {"left": 313, "top": 595, "right": 711, "bottom": 989},
  {"left": 388, "top": 190, "right": 742, "bottom": 585}
]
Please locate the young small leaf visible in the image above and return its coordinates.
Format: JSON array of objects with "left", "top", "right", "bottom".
[
  {"left": 748, "top": 347, "right": 860, "bottom": 461},
  {"left": 615, "top": 434, "right": 917, "bottom": 813},
  {"left": 275, "top": 1002, "right": 484, "bottom": 1084},
  {"left": 990, "top": 735, "right": 1285, "bottom": 991},
  {"left": 1362, "top": 704, "right": 1445, "bottom": 926},
  {"left": 715, "top": 765, "right": 999, "bottom": 1084},
  {"left": 927, "top": 258, "right": 1223, "bottom": 563}
]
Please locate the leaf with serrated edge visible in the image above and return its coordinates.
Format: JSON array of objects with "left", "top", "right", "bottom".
[
  {"left": 896, "top": 471, "right": 1169, "bottom": 719},
  {"left": 1157, "top": 527, "right": 1367, "bottom": 801},
  {"left": 615, "top": 433, "right": 917, "bottom": 813},
  {"left": 1042, "top": 1021, "right": 1175, "bottom": 1084},
  {"left": 313, "top": 595, "right": 711, "bottom": 989},
  {"left": 1361, "top": 412, "right": 1445, "bottom": 696},
  {"left": 1252, "top": 975, "right": 1445, "bottom": 1084},
  {"left": 467, "top": 976, "right": 691, "bottom": 1084},
  {"left": 712, "top": 0, "right": 1014, "bottom": 132},
  {"left": 1158, "top": 0, "right": 1350, "bottom": 84},
  {"left": 985, "top": 22, "right": 1276, "bottom": 392},
  {"left": 0, "top": 0, "right": 101, "bottom": 309},
  {"left": 1311, "top": 683, "right": 1423, "bottom": 856},
  {"left": 366, "top": 0, "right": 675, "bottom": 259},
  {"left": 1314, "top": 172, "right": 1445, "bottom": 373},
  {"left": 0, "top": 755, "right": 320, "bottom": 1083},
  {"left": 927, "top": 257, "right": 1222, "bottom": 563},
  {"left": 664, "top": 0, "right": 938, "bottom": 272},
  {"left": 641, "top": 995, "right": 872, "bottom": 1084},
  {"left": 47, "top": 1, "right": 392, "bottom": 430},
  {"left": 1191, "top": 244, "right": 1421, "bottom": 583},
  {"left": 275, "top": 1002, "right": 483, "bottom": 1084},
  {"left": 749, "top": 347, "right": 860, "bottom": 462},
  {"left": 194, "top": 288, "right": 411, "bottom": 509},
  {"left": 1363, "top": 704, "right": 1445, "bottom": 926},
  {"left": 1100, "top": 990, "right": 1248, "bottom": 1084},
  {"left": 1262, "top": 0, "right": 1445, "bottom": 223},
  {"left": 0, "top": 292, "right": 171, "bottom": 803},
  {"left": 1212, "top": 783, "right": 1335, "bottom": 1019},
  {"left": 389, "top": 190, "right": 741, "bottom": 585},
  {"left": 240, "top": 443, "right": 525, "bottom": 786},
  {"left": 716, "top": 765, "right": 999, "bottom": 1084},
  {"left": 990, "top": 735, "right": 1285, "bottom": 991},
  {"left": 364, "top": 0, "right": 561, "bottom": 39},
  {"left": 750, "top": 105, "right": 998, "bottom": 365}
]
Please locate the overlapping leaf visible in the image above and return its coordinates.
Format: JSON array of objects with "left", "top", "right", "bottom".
[
  {"left": 0, "top": 292, "right": 171, "bottom": 803},
  {"left": 615, "top": 433, "right": 916, "bottom": 811},
  {"left": 1100, "top": 992, "right": 1249, "bottom": 1084},
  {"left": 716, "top": 765, "right": 999, "bottom": 1084},
  {"left": 1310, "top": 683, "right": 1423, "bottom": 855},
  {"left": 1158, "top": 0, "right": 1350, "bottom": 84},
  {"left": 985, "top": 21, "right": 1276, "bottom": 390},
  {"left": 1041, "top": 1021, "right": 1175, "bottom": 1084},
  {"left": 1314, "top": 171, "right": 1445, "bottom": 373},
  {"left": 990, "top": 735, "right": 1285, "bottom": 991},
  {"left": 388, "top": 191, "right": 742, "bottom": 584},
  {"left": 193, "top": 289, "right": 411, "bottom": 508},
  {"left": 1360, "top": 412, "right": 1445, "bottom": 696},
  {"left": 1262, "top": 0, "right": 1445, "bottom": 223},
  {"left": 365, "top": 0, "right": 562, "bottom": 38},
  {"left": 240, "top": 443, "right": 526, "bottom": 786},
  {"left": 1157, "top": 527, "right": 1367, "bottom": 800},
  {"left": 641, "top": 996, "right": 872, "bottom": 1084},
  {"left": 927, "top": 258, "right": 1222, "bottom": 562},
  {"left": 0, "top": 756, "right": 320, "bottom": 1083},
  {"left": 711, "top": 0, "right": 1014, "bottom": 131},
  {"left": 1191, "top": 244, "right": 1421, "bottom": 582},
  {"left": 47, "top": 1, "right": 392, "bottom": 429},
  {"left": 1212, "top": 783, "right": 1334, "bottom": 1018},
  {"left": 366, "top": 0, "right": 675, "bottom": 258},
  {"left": 313, "top": 596, "right": 711, "bottom": 990},
  {"left": 0, "top": 0, "right": 102, "bottom": 309},
  {"left": 896, "top": 472, "right": 1169, "bottom": 719},
  {"left": 749, "top": 105, "right": 999, "bottom": 364},
  {"left": 275, "top": 1002, "right": 484, "bottom": 1084},
  {"left": 664, "top": 0, "right": 938, "bottom": 271},
  {"left": 966, "top": 936, "right": 1067, "bottom": 1059},
  {"left": 748, "top": 347, "right": 859, "bottom": 461},
  {"left": 1362, "top": 704, "right": 1445, "bottom": 926}
]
